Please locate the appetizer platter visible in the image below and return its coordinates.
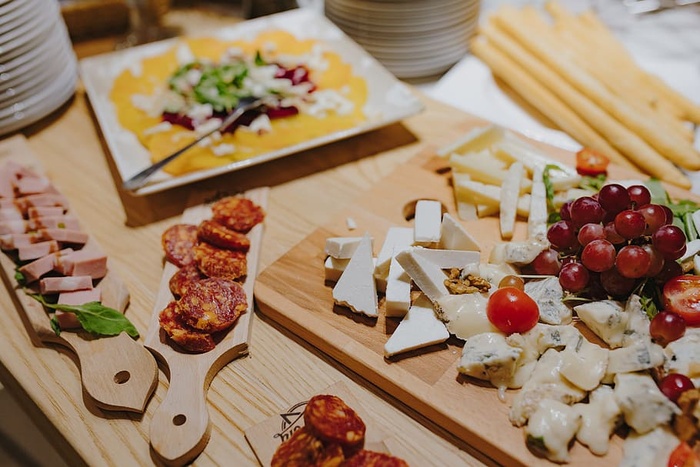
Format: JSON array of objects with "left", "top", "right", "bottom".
[
  {"left": 0, "top": 135, "right": 157, "bottom": 412},
  {"left": 255, "top": 123, "right": 700, "bottom": 466},
  {"left": 79, "top": 8, "right": 423, "bottom": 195},
  {"left": 144, "top": 187, "right": 268, "bottom": 465}
]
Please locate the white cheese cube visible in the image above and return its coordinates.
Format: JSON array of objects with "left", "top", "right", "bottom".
[
  {"left": 384, "top": 294, "right": 449, "bottom": 357},
  {"left": 528, "top": 166, "right": 548, "bottom": 241},
  {"left": 384, "top": 249, "right": 411, "bottom": 318},
  {"left": 325, "top": 236, "right": 365, "bottom": 259},
  {"left": 373, "top": 227, "right": 414, "bottom": 281},
  {"left": 395, "top": 247, "right": 449, "bottom": 304},
  {"left": 607, "top": 340, "right": 665, "bottom": 375},
  {"left": 411, "top": 248, "right": 480, "bottom": 270},
  {"left": 619, "top": 427, "right": 679, "bottom": 467},
  {"left": 324, "top": 256, "right": 349, "bottom": 282},
  {"left": 413, "top": 200, "right": 442, "bottom": 246},
  {"left": 440, "top": 213, "right": 481, "bottom": 251},
  {"left": 332, "top": 233, "right": 378, "bottom": 318}
]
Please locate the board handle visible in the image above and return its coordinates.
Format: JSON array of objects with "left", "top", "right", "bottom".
[{"left": 149, "top": 365, "right": 211, "bottom": 465}]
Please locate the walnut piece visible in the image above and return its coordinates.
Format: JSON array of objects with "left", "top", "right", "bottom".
[
  {"left": 673, "top": 388, "right": 699, "bottom": 444},
  {"left": 444, "top": 268, "right": 491, "bottom": 295}
]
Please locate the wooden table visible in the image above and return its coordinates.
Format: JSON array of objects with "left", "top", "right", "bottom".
[{"left": 0, "top": 7, "right": 496, "bottom": 467}]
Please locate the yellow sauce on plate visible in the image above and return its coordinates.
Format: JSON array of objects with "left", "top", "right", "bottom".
[{"left": 110, "top": 31, "right": 368, "bottom": 176}]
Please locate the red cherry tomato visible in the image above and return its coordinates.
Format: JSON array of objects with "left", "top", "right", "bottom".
[
  {"left": 663, "top": 275, "right": 700, "bottom": 326},
  {"left": 668, "top": 441, "right": 699, "bottom": 467},
  {"left": 575, "top": 148, "right": 610, "bottom": 176},
  {"left": 486, "top": 287, "right": 539, "bottom": 334}
]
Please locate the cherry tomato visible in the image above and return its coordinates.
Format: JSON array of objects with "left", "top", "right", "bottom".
[
  {"left": 575, "top": 147, "right": 610, "bottom": 176},
  {"left": 663, "top": 275, "right": 700, "bottom": 326},
  {"left": 668, "top": 441, "right": 699, "bottom": 467},
  {"left": 486, "top": 287, "right": 539, "bottom": 334}
]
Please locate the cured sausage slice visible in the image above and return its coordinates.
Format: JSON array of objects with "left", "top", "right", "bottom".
[
  {"left": 158, "top": 301, "right": 215, "bottom": 353},
  {"left": 175, "top": 278, "right": 247, "bottom": 333},
  {"left": 303, "top": 394, "right": 366, "bottom": 449},
  {"left": 270, "top": 428, "right": 344, "bottom": 467},
  {"left": 197, "top": 219, "right": 250, "bottom": 252},
  {"left": 193, "top": 242, "right": 247, "bottom": 280},
  {"left": 343, "top": 450, "right": 409, "bottom": 467},
  {"left": 162, "top": 223, "right": 198, "bottom": 267},
  {"left": 169, "top": 263, "right": 205, "bottom": 297},
  {"left": 211, "top": 196, "right": 265, "bottom": 233}
]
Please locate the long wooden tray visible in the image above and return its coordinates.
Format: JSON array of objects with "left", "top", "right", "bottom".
[{"left": 252, "top": 133, "right": 672, "bottom": 465}]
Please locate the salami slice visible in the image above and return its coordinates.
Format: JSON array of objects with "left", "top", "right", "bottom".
[
  {"left": 270, "top": 428, "right": 334, "bottom": 467},
  {"left": 197, "top": 219, "right": 250, "bottom": 252},
  {"left": 193, "top": 242, "right": 247, "bottom": 280},
  {"left": 175, "top": 278, "right": 247, "bottom": 333},
  {"left": 342, "top": 450, "right": 409, "bottom": 467},
  {"left": 303, "top": 394, "right": 366, "bottom": 449},
  {"left": 158, "top": 301, "right": 215, "bottom": 353},
  {"left": 169, "top": 263, "right": 205, "bottom": 297},
  {"left": 162, "top": 223, "right": 198, "bottom": 267},
  {"left": 211, "top": 196, "right": 265, "bottom": 233}
]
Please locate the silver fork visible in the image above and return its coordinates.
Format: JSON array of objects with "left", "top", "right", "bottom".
[{"left": 121, "top": 96, "right": 264, "bottom": 192}]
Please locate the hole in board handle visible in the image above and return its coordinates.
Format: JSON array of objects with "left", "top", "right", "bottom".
[
  {"left": 173, "top": 414, "right": 187, "bottom": 426},
  {"left": 113, "top": 370, "right": 131, "bottom": 384}
]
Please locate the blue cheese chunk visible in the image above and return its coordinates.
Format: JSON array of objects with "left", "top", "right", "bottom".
[
  {"left": 501, "top": 239, "right": 549, "bottom": 266},
  {"left": 573, "top": 385, "right": 621, "bottom": 456},
  {"left": 606, "top": 340, "right": 665, "bottom": 376},
  {"left": 458, "top": 332, "right": 522, "bottom": 391},
  {"left": 619, "top": 427, "right": 679, "bottom": 467},
  {"left": 525, "top": 399, "right": 581, "bottom": 463},
  {"left": 622, "top": 294, "right": 651, "bottom": 346},
  {"left": 559, "top": 334, "right": 609, "bottom": 391},
  {"left": 524, "top": 277, "right": 572, "bottom": 325},
  {"left": 574, "top": 300, "right": 628, "bottom": 348},
  {"left": 664, "top": 328, "right": 700, "bottom": 385},
  {"left": 613, "top": 372, "right": 680, "bottom": 434}
]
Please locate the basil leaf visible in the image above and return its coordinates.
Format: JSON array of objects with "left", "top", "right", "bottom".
[{"left": 30, "top": 294, "right": 139, "bottom": 338}]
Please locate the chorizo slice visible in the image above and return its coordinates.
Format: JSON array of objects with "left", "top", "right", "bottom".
[
  {"left": 211, "top": 196, "right": 265, "bottom": 233},
  {"left": 303, "top": 394, "right": 366, "bottom": 449},
  {"left": 158, "top": 301, "right": 215, "bottom": 353},
  {"left": 343, "top": 450, "right": 409, "bottom": 467},
  {"left": 175, "top": 278, "right": 247, "bottom": 333},
  {"left": 271, "top": 428, "right": 334, "bottom": 467},
  {"left": 162, "top": 223, "right": 198, "bottom": 267},
  {"left": 197, "top": 219, "right": 250, "bottom": 252},
  {"left": 169, "top": 263, "right": 205, "bottom": 298},
  {"left": 193, "top": 241, "right": 247, "bottom": 280}
]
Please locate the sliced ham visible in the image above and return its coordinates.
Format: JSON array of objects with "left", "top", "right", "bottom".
[
  {"left": 0, "top": 220, "right": 26, "bottom": 235},
  {"left": 0, "top": 207, "right": 23, "bottom": 222},
  {"left": 58, "top": 287, "right": 101, "bottom": 305},
  {"left": 0, "top": 161, "right": 24, "bottom": 198},
  {"left": 18, "top": 240, "right": 59, "bottom": 262},
  {"left": 40, "top": 228, "right": 87, "bottom": 246},
  {"left": 27, "top": 206, "right": 64, "bottom": 219},
  {"left": 54, "top": 311, "right": 81, "bottom": 329},
  {"left": 27, "top": 215, "right": 80, "bottom": 231},
  {"left": 14, "top": 175, "right": 52, "bottom": 196},
  {"left": 41, "top": 275, "right": 93, "bottom": 294},
  {"left": 19, "top": 248, "right": 74, "bottom": 283},
  {"left": 58, "top": 247, "right": 108, "bottom": 279},
  {"left": 14, "top": 193, "right": 69, "bottom": 213}
]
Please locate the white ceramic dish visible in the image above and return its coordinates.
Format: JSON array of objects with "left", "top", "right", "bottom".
[
  {"left": 0, "top": 1, "right": 52, "bottom": 48},
  {"left": 80, "top": 8, "right": 425, "bottom": 196}
]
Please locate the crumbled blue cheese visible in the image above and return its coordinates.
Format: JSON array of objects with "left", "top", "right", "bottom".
[
  {"left": 458, "top": 332, "right": 522, "bottom": 392},
  {"left": 619, "top": 427, "right": 679, "bottom": 467},
  {"left": 606, "top": 339, "right": 665, "bottom": 376},
  {"left": 524, "top": 277, "right": 572, "bottom": 325},
  {"left": 664, "top": 328, "right": 700, "bottom": 385},
  {"left": 525, "top": 399, "right": 581, "bottom": 463},
  {"left": 613, "top": 372, "right": 680, "bottom": 434},
  {"left": 573, "top": 385, "right": 621, "bottom": 456},
  {"left": 501, "top": 239, "right": 549, "bottom": 266}
]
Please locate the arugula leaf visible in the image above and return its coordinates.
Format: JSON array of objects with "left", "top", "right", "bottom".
[
  {"left": 50, "top": 317, "right": 61, "bottom": 336},
  {"left": 579, "top": 174, "right": 607, "bottom": 192},
  {"left": 14, "top": 269, "right": 26, "bottom": 286},
  {"left": 30, "top": 294, "right": 139, "bottom": 338}
]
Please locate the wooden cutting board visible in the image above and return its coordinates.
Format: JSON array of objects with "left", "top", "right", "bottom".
[{"left": 253, "top": 136, "right": 678, "bottom": 466}]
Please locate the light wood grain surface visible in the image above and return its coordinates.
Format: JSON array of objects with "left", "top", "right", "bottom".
[{"left": 0, "top": 7, "right": 500, "bottom": 467}]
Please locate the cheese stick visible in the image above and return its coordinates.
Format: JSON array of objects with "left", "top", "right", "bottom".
[
  {"left": 468, "top": 36, "right": 629, "bottom": 169},
  {"left": 492, "top": 6, "right": 700, "bottom": 170},
  {"left": 474, "top": 25, "right": 691, "bottom": 188}
]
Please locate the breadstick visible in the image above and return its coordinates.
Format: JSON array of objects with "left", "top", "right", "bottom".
[
  {"left": 493, "top": 6, "right": 700, "bottom": 170},
  {"left": 469, "top": 35, "right": 629, "bottom": 168},
  {"left": 476, "top": 22, "right": 691, "bottom": 188}
]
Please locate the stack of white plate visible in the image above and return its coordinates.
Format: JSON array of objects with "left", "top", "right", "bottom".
[
  {"left": 0, "top": 0, "right": 78, "bottom": 136},
  {"left": 324, "top": 0, "right": 479, "bottom": 79}
]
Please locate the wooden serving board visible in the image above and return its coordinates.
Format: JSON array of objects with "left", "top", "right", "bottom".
[
  {"left": 144, "top": 187, "right": 268, "bottom": 466},
  {"left": 0, "top": 135, "right": 158, "bottom": 413},
  {"left": 253, "top": 139, "right": 672, "bottom": 466}
]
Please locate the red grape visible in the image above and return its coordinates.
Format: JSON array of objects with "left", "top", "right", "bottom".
[
  {"left": 649, "top": 311, "right": 686, "bottom": 346},
  {"left": 663, "top": 244, "right": 687, "bottom": 261},
  {"left": 560, "top": 200, "right": 573, "bottom": 221},
  {"left": 637, "top": 204, "right": 667, "bottom": 235},
  {"left": 614, "top": 210, "right": 646, "bottom": 239},
  {"left": 659, "top": 373, "right": 695, "bottom": 403},
  {"left": 547, "top": 220, "right": 578, "bottom": 250},
  {"left": 655, "top": 260, "right": 683, "bottom": 284},
  {"left": 627, "top": 185, "right": 651, "bottom": 207},
  {"left": 598, "top": 183, "right": 630, "bottom": 214},
  {"left": 660, "top": 205, "right": 674, "bottom": 224},
  {"left": 652, "top": 225, "right": 686, "bottom": 255},
  {"left": 578, "top": 223, "right": 605, "bottom": 246},
  {"left": 532, "top": 248, "right": 561, "bottom": 275},
  {"left": 600, "top": 267, "right": 636, "bottom": 297},
  {"left": 641, "top": 244, "right": 665, "bottom": 277},
  {"left": 604, "top": 222, "right": 626, "bottom": 245},
  {"left": 615, "top": 245, "right": 651, "bottom": 278},
  {"left": 581, "top": 239, "right": 616, "bottom": 272},
  {"left": 569, "top": 196, "right": 604, "bottom": 228},
  {"left": 558, "top": 262, "right": 590, "bottom": 293}
]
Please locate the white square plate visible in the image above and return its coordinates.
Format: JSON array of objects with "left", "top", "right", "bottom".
[{"left": 80, "top": 8, "right": 424, "bottom": 196}]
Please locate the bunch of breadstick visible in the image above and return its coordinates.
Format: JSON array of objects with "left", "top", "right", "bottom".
[{"left": 470, "top": 1, "right": 700, "bottom": 189}]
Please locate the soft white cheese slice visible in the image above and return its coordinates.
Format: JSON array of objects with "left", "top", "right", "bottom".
[
  {"left": 385, "top": 248, "right": 412, "bottom": 318},
  {"left": 434, "top": 293, "right": 497, "bottom": 340},
  {"left": 413, "top": 200, "right": 442, "bottom": 246},
  {"left": 332, "top": 233, "right": 378, "bottom": 317},
  {"left": 384, "top": 295, "right": 449, "bottom": 357},
  {"left": 325, "top": 236, "right": 364, "bottom": 259},
  {"left": 373, "top": 226, "right": 414, "bottom": 282},
  {"left": 499, "top": 161, "right": 524, "bottom": 240},
  {"left": 411, "top": 248, "right": 480, "bottom": 270},
  {"left": 440, "top": 213, "right": 481, "bottom": 251},
  {"left": 395, "top": 247, "right": 449, "bottom": 304}
]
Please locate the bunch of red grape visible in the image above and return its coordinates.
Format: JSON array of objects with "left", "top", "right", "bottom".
[{"left": 533, "top": 184, "right": 686, "bottom": 298}]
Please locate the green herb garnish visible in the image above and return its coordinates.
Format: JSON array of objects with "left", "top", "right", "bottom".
[
  {"left": 579, "top": 174, "right": 607, "bottom": 192},
  {"left": 542, "top": 164, "right": 559, "bottom": 212},
  {"left": 29, "top": 294, "right": 139, "bottom": 338}
]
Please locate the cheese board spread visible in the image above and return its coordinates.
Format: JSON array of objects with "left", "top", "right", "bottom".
[{"left": 255, "top": 124, "right": 700, "bottom": 466}]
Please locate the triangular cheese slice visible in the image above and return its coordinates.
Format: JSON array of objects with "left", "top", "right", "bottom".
[
  {"left": 332, "top": 233, "right": 378, "bottom": 317},
  {"left": 384, "top": 295, "right": 449, "bottom": 357}
]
